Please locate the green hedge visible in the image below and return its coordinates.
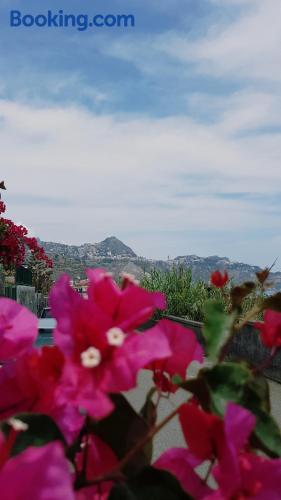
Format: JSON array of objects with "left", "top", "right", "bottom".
[{"left": 141, "top": 266, "right": 261, "bottom": 322}]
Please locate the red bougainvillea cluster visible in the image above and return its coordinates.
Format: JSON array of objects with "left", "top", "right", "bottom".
[
  {"left": 0, "top": 198, "right": 52, "bottom": 269},
  {"left": 0, "top": 267, "right": 280, "bottom": 499}
]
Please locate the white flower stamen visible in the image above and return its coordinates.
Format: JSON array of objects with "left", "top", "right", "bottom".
[
  {"left": 8, "top": 418, "right": 29, "bottom": 432},
  {"left": 107, "top": 327, "right": 126, "bottom": 347},
  {"left": 81, "top": 347, "right": 101, "bottom": 368}
]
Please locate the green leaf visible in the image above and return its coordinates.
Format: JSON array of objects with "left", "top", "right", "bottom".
[
  {"left": 1, "top": 413, "right": 66, "bottom": 457},
  {"left": 243, "top": 378, "right": 281, "bottom": 457},
  {"left": 139, "top": 389, "right": 157, "bottom": 464},
  {"left": 91, "top": 394, "right": 151, "bottom": 477},
  {"left": 243, "top": 374, "right": 271, "bottom": 414},
  {"left": 171, "top": 374, "right": 184, "bottom": 386},
  {"left": 203, "top": 301, "right": 236, "bottom": 361},
  {"left": 109, "top": 467, "right": 192, "bottom": 500},
  {"left": 251, "top": 408, "right": 281, "bottom": 457},
  {"left": 202, "top": 362, "right": 251, "bottom": 414},
  {"left": 180, "top": 377, "right": 211, "bottom": 411}
]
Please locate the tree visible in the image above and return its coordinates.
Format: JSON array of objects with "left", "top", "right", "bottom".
[{"left": 28, "top": 255, "right": 53, "bottom": 295}]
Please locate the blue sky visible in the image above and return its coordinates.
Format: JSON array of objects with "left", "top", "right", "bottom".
[
  {"left": 0, "top": 0, "right": 237, "bottom": 115},
  {"left": 1, "top": 0, "right": 281, "bottom": 269}
]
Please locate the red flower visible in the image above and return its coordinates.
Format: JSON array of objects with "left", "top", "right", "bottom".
[
  {"left": 210, "top": 271, "right": 229, "bottom": 288},
  {"left": 0, "top": 346, "right": 85, "bottom": 443},
  {"left": 179, "top": 401, "right": 255, "bottom": 463},
  {"left": 146, "top": 319, "right": 203, "bottom": 393},
  {"left": 179, "top": 402, "right": 224, "bottom": 461},
  {"left": 76, "top": 435, "right": 118, "bottom": 499},
  {"left": 255, "top": 310, "right": 281, "bottom": 348},
  {"left": 0, "top": 199, "right": 52, "bottom": 269}
]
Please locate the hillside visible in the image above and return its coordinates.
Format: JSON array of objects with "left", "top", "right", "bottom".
[
  {"left": 39, "top": 237, "right": 281, "bottom": 292},
  {"left": 38, "top": 236, "right": 136, "bottom": 260}
]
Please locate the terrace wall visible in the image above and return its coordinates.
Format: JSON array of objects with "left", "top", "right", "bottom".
[{"left": 164, "top": 315, "right": 281, "bottom": 384}]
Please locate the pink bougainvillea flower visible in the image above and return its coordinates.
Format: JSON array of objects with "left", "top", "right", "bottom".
[
  {"left": 210, "top": 452, "right": 281, "bottom": 500},
  {"left": 86, "top": 268, "right": 166, "bottom": 331},
  {"left": 255, "top": 310, "right": 281, "bottom": 348},
  {"left": 76, "top": 435, "right": 118, "bottom": 499},
  {"left": 50, "top": 271, "right": 166, "bottom": 358},
  {"left": 49, "top": 273, "right": 171, "bottom": 420},
  {"left": 210, "top": 271, "right": 229, "bottom": 288},
  {"left": 57, "top": 328, "right": 172, "bottom": 421},
  {"left": 155, "top": 448, "right": 212, "bottom": 499},
  {"left": 146, "top": 319, "right": 203, "bottom": 393},
  {"left": 157, "top": 403, "right": 257, "bottom": 499},
  {"left": 0, "top": 298, "right": 38, "bottom": 362},
  {"left": 214, "top": 402, "right": 257, "bottom": 493},
  {"left": 0, "top": 440, "right": 74, "bottom": 500},
  {"left": 179, "top": 402, "right": 255, "bottom": 464},
  {"left": 204, "top": 404, "right": 281, "bottom": 500},
  {"left": 0, "top": 346, "right": 85, "bottom": 443}
]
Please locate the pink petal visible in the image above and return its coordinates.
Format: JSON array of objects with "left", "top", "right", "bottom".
[
  {"left": 87, "top": 268, "right": 165, "bottom": 331},
  {"left": 87, "top": 269, "right": 121, "bottom": 317},
  {"left": 148, "top": 320, "right": 203, "bottom": 379},
  {"left": 50, "top": 403, "right": 85, "bottom": 445},
  {"left": 155, "top": 448, "right": 212, "bottom": 499},
  {"left": 214, "top": 404, "right": 256, "bottom": 497},
  {"left": 117, "top": 285, "right": 166, "bottom": 331},
  {"left": 0, "top": 298, "right": 38, "bottom": 361},
  {"left": 58, "top": 361, "right": 114, "bottom": 422},
  {"left": 100, "top": 328, "right": 171, "bottom": 393},
  {"left": 77, "top": 434, "right": 118, "bottom": 480},
  {"left": 252, "top": 457, "right": 281, "bottom": 499},
  {"left": 0, "top": 442, "right": 74, "bottom": 499},
  {"left": 224, "top": 402, "right": 256, "bottom": 452},
  {"left": 77, "top": 390, "right": 114, "bottom": 421},
  {"left": 50, "top": 275, "right": 83, "bottom": 355},
  {"left": 75, "top": 435, "right": 118, "bottom": 499},
  {"left": 50, "top": 274, "right": 113, "bottom": 357}
]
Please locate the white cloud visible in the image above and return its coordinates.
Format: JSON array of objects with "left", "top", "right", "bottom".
[
  {"left": 1, "top": 99, "right": 280, "bottom": 264},
  {"left": 158, "top": 0, "right": 281, "bottom": 82},
  {"left": 102, "top": 0, "right": 280, "bottom": 85},
  {"left": 187, "top": 89, "right": 281, "bottom": 134}
]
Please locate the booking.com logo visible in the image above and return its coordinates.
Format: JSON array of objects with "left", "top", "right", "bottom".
[{"left": 10, "top": 10, "right": 135, "bottom": 31}]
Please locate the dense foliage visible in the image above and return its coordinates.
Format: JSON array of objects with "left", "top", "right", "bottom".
[
  {"left": 141, "top": 267, "right": 222, "bottom": 321},
  {"left": 0, "top": 196, "right": 52, "bottom": 270},
  {"left": 28, "top": 254, "right": 53, "bottom": 294},
  {"left": 141, "top": 267, "right": 263, "bottom": 322}
]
